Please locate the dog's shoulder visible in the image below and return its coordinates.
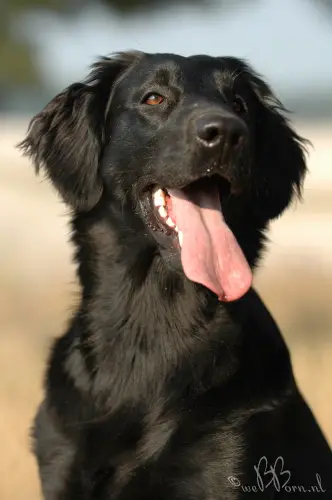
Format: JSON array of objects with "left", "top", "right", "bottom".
[{"left": 32, "top": 401, "right": 76, "bottom": 499}]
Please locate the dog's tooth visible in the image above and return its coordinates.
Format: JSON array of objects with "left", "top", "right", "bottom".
[
  {"left": 158, "top": 206, "right": 167, "bottom": 218},
  {"left": 174, "top": 226, "right": 179, "bottom": 233},
  {"left": 166, "top": 217, "right": 175, "bottom": 228},
  {"left": 178, "top": 230, "right": 183, "bottom": 247},
  {"left": 153, "top": 189, "right": 166, "bottom": 207}
]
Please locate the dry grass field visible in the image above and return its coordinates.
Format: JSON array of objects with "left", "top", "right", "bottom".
[{"left": 0, "top": 118, "right": 331, "bottom": 499}]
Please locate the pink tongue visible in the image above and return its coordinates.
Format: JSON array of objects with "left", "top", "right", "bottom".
[{"left": 168, "top": 185, "right": 252, "bottom": 301}]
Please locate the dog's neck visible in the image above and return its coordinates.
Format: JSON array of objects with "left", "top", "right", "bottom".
[
  {"left": 74, "top": 213, "right": 230, "bottom": 329},
  {"left": 56, "top": 212, "right": 292, "bottom": 424},
  {"left": 70, "top": 214, "right": 244, "bottom": 404}
]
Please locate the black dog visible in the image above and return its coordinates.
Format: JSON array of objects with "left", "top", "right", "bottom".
[{"left": 20, "top": 51, "right": 332, "bottom": 499}]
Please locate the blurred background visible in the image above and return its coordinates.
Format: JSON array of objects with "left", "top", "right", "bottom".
[{"left": 0, "top": 0, "right": 331, "bottom": 498}]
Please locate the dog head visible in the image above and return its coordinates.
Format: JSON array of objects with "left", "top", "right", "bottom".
[{"left": 20, "top": 51, "right": 308, "bottom": 302}]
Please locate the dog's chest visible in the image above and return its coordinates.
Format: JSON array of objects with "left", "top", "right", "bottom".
[{"left": 85, "top": 421, "right": 244, "bottom": 500}]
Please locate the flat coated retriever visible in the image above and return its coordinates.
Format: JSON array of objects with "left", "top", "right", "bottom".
[{"left": 20, "top": 51, "right": 332, "bottom": 499}]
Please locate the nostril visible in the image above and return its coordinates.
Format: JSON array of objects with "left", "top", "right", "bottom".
[
  {"left": 201, "top": 124, "right": 221, "bottom": 144},
  {"left": 197, "top": 123, "right": 222, "bottom": 145},
  {"left": 230, "top": 130, "right": 242, "bottom": 148}
]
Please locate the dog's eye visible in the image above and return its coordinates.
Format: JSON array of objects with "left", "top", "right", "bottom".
[
  {"left": 232, "top": 96, "right": 246, "bottom": 115},
  {"left": 143, "top": 93, "right": 164, "bottom": 106}
]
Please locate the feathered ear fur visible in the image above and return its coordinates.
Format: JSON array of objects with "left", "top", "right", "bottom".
[
  {"left": 247, "top": 63, "right": 309, "bottom": 216},
  {"left": 223, "top": 57, "right": 309, "bottom": 219},
  {"left": 19, "top": 51, "right": 142, "bottom": 211}
]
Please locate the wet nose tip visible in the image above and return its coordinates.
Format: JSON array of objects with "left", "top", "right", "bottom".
[{"left": 195, "top": 115, "right": 245, "bottom": 149}]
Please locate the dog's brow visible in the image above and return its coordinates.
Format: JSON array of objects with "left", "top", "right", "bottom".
[
  {"left": 153, "top": 68, "right": 172, "bottom": 86},
  {"left": 152, "top": 62, "right": 182, "bottom": 86}
]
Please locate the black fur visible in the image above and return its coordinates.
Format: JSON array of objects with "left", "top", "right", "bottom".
[{"left": 20, "top": 51, "right": 332, "bottom": 499}]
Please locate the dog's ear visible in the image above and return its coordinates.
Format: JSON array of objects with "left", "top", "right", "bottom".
[
  {"left": 244, "top": 63, "right": 309, "bottom": 218},
  {"left": 19, "top": 51, "right": 142, "bottom": 212}
]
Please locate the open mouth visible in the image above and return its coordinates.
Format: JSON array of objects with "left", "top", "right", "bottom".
[
  {"left": 141, "top": 176, "right": 252, "bottom": 302},
  {"left": 147, "top": 176, "right": 231, "bottom": 241}
]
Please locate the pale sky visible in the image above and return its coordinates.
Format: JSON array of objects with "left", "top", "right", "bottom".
[{"left": 21, "top": 0, "right": 332, "bottom": 95}]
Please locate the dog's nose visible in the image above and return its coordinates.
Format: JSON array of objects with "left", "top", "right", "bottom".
[{"left": 195, "top": 114, "right": 246, "bottom": 150}]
